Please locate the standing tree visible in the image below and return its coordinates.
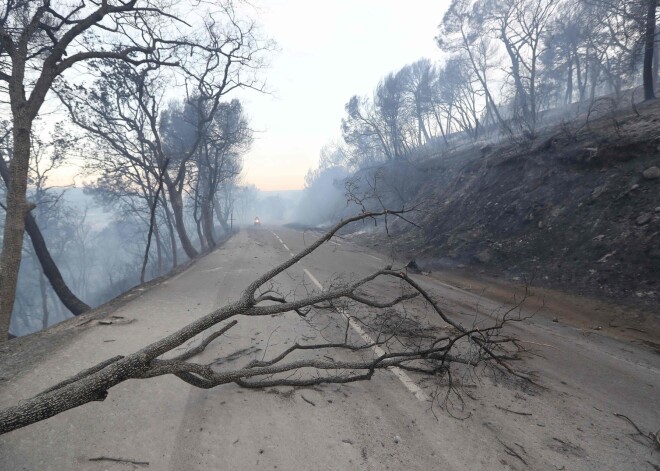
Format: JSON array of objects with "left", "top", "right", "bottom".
[
  {"left": 401, "top": 59, "right": 436, "bottom": 147},
  {"left": 642, "top": 0, "right": 657, "bottom": 100},
  {"left": 0, "top": 1, "right": 269, "bottom": 341},
  {"left": 437, "top": 0, "right": 512, "bottom": 136},
  {"left": 342, "top": 95, "right": 394, "bottom": 163},
  {"left": 194, "top": 99, "right": 251, "bottom": 242},
  {"left": 476, "top": 0, "right": 557, "bottom": 137}
]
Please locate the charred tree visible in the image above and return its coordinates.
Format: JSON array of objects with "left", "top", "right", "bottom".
[
  {"left": 0, "top": 156, "right": 90, "bottom": 317},
  {"left": 644, "top": 0, "right": 658, "bottom": 100}
]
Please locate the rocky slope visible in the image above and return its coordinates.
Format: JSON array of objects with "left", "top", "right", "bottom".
[{"left": 350, "top": 100, "right": 660, "bottom": 309}]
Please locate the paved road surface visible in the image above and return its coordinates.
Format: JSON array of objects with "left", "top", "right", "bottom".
[{"left": 0, "top": 227, "right": 658, "bottom": 470}]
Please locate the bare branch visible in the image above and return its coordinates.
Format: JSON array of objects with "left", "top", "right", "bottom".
[{"left": 0, "top": 210, "right": 523, "bottom": 436}]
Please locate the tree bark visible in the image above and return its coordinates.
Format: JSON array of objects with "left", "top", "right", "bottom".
[
  {"left": 154, "top": 220, "right": 163, "bottom": 277},
  {"left": 140, "top": 161, "right": 168, "bottom": 283},
  {"left": 24, "top": 215, "right": 91, "bottom": 315}
]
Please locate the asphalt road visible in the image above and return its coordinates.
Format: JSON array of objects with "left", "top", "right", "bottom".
[{"left": 0, "top": 227, "right": 658, "bottom": 470}]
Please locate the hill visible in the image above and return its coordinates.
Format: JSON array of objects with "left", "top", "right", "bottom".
[{"left": 345, "top": 100, "right": 660, "bottom": 310}]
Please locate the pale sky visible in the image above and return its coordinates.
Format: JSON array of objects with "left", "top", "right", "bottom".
[
  {"left": 47, "top": 1, "right": 449, "bottom": 191},
  {"left": 238, "top": 0, "right": 449, "bottom": 191}
]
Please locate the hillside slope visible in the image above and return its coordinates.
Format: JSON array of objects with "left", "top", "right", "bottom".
[{"left": 352, "top": 100, "right": 660, "bottom": 308}]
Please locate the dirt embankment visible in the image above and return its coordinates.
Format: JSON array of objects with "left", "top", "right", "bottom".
[{"left": 351, "top": 100, "right": 660, "bottom": 316}]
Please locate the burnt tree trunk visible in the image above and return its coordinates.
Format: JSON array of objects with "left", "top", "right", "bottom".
[
  {"left": 154, "top": 220, "right": 163, "bottom": 276},
  {"left": 214, "top": 196, "right": 231, "bottom": 234},
  {"left": 0, "top": 157, "right": 90, "bottom": 318},
  {"left": 644, "top": 0, "right": 658, "bottom": 101},
  {"left": 201, "top": 200, "right": 216, "bottom": 248},
  {"left": 165, "top": 180, "right": 199, "bottom": 260},
  {"left": 161, "top": 195, "right": 178, "bottom": 268}
]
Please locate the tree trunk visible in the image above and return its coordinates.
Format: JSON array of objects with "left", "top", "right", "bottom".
[
  {"left": 165, "top": 181, "right": 198, "bottom": 259},
  {"left": 161, "top": 194, "right": 178, "bottom": 268},
  {"left": 140, "top": 166, "right": 168, "bottom": 284},
  {"left": 565, "top": 58, "right": 574, "bottom": 105},
  {"left": 193, "top": 192, "right": 208, "bottom": 252},
  {"left": 214, "top": 196, "right": 231, "bottom": 233},
  {"left": 38, "top": 271, "right": 50, "bottom": 330},
  {"left": 201, "top": 200, "right": 216, "bottom": 248},
  {"left": 654, "top": 25, "right": 659, "bottom": 83},
  {"left": 502, "top": 35, "right": 533, "bottom": 132},
  {"left": 195, "top": 216, "right": 207, "bottom": 251},
  {"left": 460, "top": 29, "right": 511, "bottom": 136},
  {"left": 0, "top": 156, "right": 91, "bottom": 317},
  {"left": 0, "top": 122, "right": 32, "bottom": 340},
  {"left": 25, "top": 215, "right": 91, "bottom": 315},
  {"left": 154, "top": 220, "right": 163, "bottom": 277},
  {"left": 575, "top": 45, "right": 585, "bottom": 102},
  {"left": 643, "top": 0, "right": 657, "bottom": 101}
]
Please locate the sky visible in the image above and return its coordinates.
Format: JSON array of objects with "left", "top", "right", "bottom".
[
  {"left": 45, "top": 0, "right": 449, "bottom": 191},
  {"left": 237, "top": 0, "right": 449, "bottom": 191}
]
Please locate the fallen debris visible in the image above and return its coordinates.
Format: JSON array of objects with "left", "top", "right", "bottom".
[
  {"left": 88, "top": 456, "right": 149, "bottom": 467},
  {"left": 498, "top": 438, "right": 527, "bottom": 465},
  {"left": 495, "top": 404, "right": 532, "bottom": 416},
  {"left": 300, "top": 394, "right": 316, "bottom": 406}
]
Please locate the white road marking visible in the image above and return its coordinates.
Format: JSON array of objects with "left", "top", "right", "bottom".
[
  {"left": 302, "top": 268, "right": 430, "bottom": 402},
  {"left": 303, "top": 269, "right": 322, "bottom": 289},
  {"left": 271, "top": 231, "right": 294, "bottom": 257},
  {"left": 366, "top": 254, "right": 383, "bottom": 262}
]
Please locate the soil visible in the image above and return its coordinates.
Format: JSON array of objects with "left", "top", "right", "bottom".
[{"left": 424, "top": 268, "right": 660, "bottom": 350}]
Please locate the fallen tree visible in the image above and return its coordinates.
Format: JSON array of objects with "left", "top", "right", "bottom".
[{"left": 0, "top": 210, "right": 527, "bottom": 435}]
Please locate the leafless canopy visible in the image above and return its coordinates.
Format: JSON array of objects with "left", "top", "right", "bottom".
[{"left": 0, "top": 0, "right": 272, "bottom": 341}]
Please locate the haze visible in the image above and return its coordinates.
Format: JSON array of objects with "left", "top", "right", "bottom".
[{"left": 240, "top": 0, "right": 446, "bottom": 190}]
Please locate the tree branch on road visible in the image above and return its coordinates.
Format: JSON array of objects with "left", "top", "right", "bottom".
[{"left": 0, "top": 210, "right": 527, "bottom": 435}]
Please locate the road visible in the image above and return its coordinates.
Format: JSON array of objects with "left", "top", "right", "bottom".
[{"left": 0, "top": 226, "right": 658, "bottom": 470}]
